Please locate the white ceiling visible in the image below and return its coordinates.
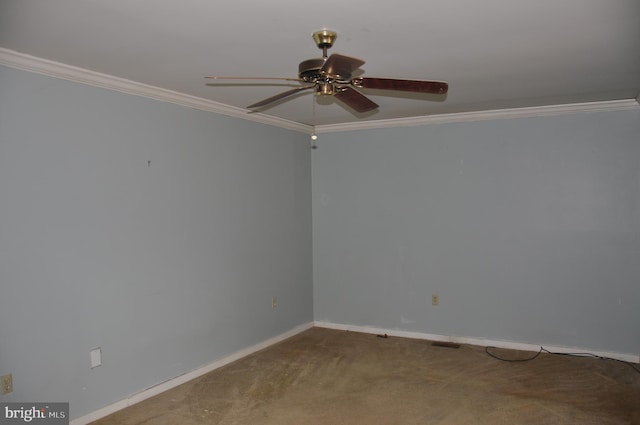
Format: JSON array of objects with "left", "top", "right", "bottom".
[{"left": 1, "top": 0, "right": 639, "bottom": 127}]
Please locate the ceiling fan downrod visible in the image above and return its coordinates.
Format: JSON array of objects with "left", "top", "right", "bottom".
[{"left": 312, "top": 29, "right": 338, "bottom": 59}]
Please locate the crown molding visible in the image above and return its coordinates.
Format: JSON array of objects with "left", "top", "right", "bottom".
[
  {"left": 0, "top": 48, "right": 311, "bottom": 134},
  {"left": 2, "top": 48, "right": 638, "bottom": 136},
  {"left": 316, "top": 99, "right": 640, "bottom": 134}
]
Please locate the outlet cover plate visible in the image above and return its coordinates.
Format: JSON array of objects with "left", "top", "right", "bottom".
[
  {"left": 1, "top": 373, "right": 13, "bottom": 394},
  {"left": 90, "top": 347, "right": 102, "bottom": 368}
]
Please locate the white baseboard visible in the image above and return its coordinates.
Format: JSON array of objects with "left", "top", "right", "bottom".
[
  {"left": 71, "top": 322, "right": 314, "bottom": 425},
  {"left": 314, "top": 321, "right": 640, "bottom": 364}
]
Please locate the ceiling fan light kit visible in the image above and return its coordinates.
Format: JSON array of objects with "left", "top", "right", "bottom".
[{"left": 205, "top": 29, "right": 448, "bottom": 116}]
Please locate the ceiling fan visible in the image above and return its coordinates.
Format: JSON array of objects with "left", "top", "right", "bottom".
[{"left": 205, "top": 30, "right": 448, "bottom": 113}]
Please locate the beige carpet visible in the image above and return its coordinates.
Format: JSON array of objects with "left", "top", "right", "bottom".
[{"left": 91, "top": 327, "right": 640, "bottom": 424}]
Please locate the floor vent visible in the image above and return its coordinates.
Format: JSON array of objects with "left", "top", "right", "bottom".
[{"left": 431, "top": 341, "right": 460, "bottom": 349}]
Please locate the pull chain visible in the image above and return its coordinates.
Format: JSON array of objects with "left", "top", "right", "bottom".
[{"left": 311, "top": 91, "right": 318, "bottom": 149}]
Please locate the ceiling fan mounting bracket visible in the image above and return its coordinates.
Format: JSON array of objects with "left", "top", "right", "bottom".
[{"left": 312, "top": 29, "right": 338, "bottom": 50}]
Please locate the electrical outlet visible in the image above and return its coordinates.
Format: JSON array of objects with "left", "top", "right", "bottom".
[
  {"left": 1, "top": 373, "right": 13, "bottom": 395},
  {"left": 432, "top": 294, "right": 439, "bottom": 306},
  {"left": 272, "top": 297, "right": 278, "bottom": 308}
]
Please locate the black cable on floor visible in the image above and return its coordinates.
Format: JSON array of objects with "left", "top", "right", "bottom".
[
  {"left": 540, "top": 347, "right": 640, "bottom": 374},
  {"left": 485, "top": 345, "right": 640, "bottom": 374},
  {"left": 485, "top": 346, "right": 542, "bottom": 362}
]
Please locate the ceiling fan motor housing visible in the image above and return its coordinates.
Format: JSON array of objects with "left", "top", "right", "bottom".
[
  {"left": 298, "top": 59, "right": 339, "bottom": 96},
  {"left": 298, "top": 58, "right": 324, "bottom": 82}
]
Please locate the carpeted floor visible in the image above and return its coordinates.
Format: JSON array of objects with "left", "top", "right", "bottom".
[{"left": 91, "top": 327, "right": 640, "bottom": 424}]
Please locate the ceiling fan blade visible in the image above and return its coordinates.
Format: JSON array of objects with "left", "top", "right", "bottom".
[
  {"left": 206, "top": 83, "right": 300, "bottom": 87},
  {"left": 353, "top": 77, "right": 448, "bottom": 94},
  {"left": 334, "top": 87, "right": 379, "bottom": 113},
  {"left": 321, "top": 54, "right": 366, "bottom": 79},
  {"left": 205, "top": 76, "right": 303, "bottom": 82},
  {"left": 247, "top": 85, "right": 315, "bottom": 109}
]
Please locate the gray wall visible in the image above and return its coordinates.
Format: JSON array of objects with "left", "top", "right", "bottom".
[
  {"left": 313, "top": 111, "right": 640, "bottom": 356},
  {"left": 0, "top": 66, "right": 313, "bottom": 418}
]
